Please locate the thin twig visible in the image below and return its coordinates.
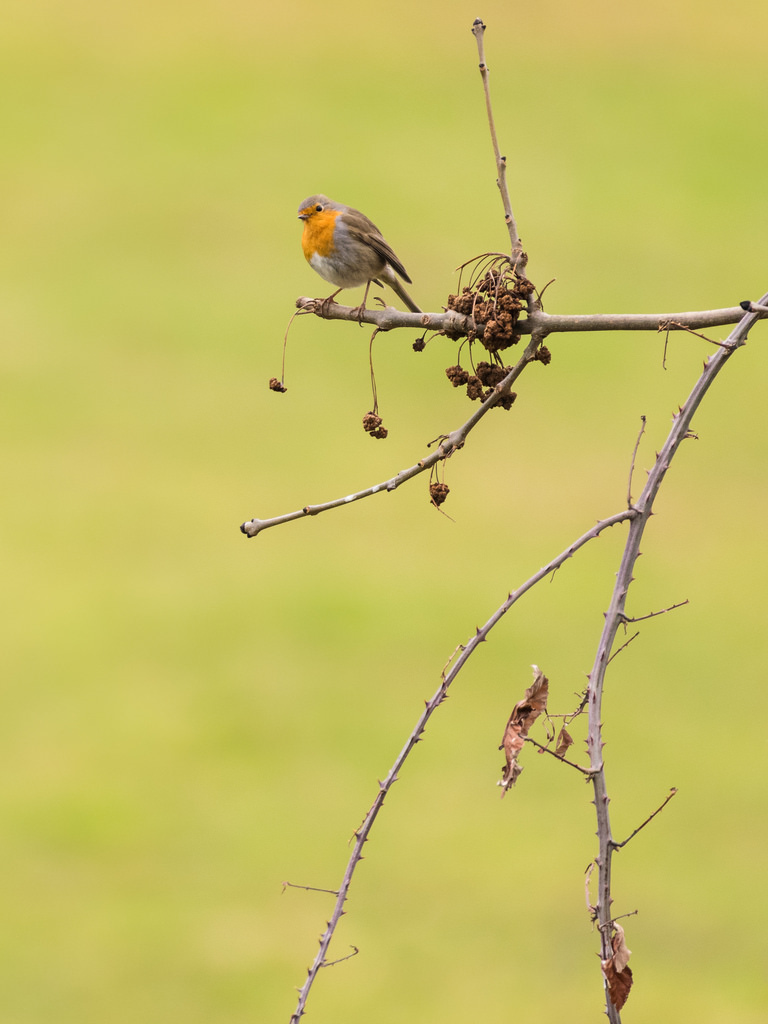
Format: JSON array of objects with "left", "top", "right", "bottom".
[
  {"left": 524, "top": 735, "right": 593, "bottom": 776},
  {"left": 606, "top": 631, "right": 640, "bottom": 665},
  {"left": 612, "top": 909, "right": 639, "bottom": 923},
  {"left": 324, "top": 946, "right": 359, "bottom": 967},
  {"left": 627, "top": 416, "right": 646, "bottom": 507},
  {"left": 621, "top": 599, "right": 689, "bottom": 624},
  {"left": 659, "top": 320, "right": 735, "bottom": 348},
  {"left": 281, "top": 882, "right": 339, "bottom": 896},
  {"left": 612, "top": 789, "right": 678, "bottom": 850},
  {"left": 471, "top": 19, "right": 522, "bottom": 259}
]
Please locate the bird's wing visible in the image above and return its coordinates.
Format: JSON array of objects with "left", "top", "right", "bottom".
[{"left": 342, "top": 208, "right": 412, "bottom": 284}]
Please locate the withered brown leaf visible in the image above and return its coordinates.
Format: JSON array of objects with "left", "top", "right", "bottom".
[
  {"left": 612, "top": 922, "right": 632, "bottom": 973},
  {"left": 498, "top": 666, "right": 549, "bottom": 795},
  {"left": 601, "top": 924, "right": 633, "bottom": 1010},
  {"left": 601, "top": 958, "right": 633, "bottom": 1011},
  {"left": 555, "top": 726, "right": 574, "bottom": 758}
]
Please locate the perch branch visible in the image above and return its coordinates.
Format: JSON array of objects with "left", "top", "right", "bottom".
[{"left": 294, "top": 296, "right": 756, "bottom": 336}]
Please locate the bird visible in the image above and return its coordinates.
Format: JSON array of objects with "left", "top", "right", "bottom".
[{"left": 297, "top": 194, "right": 422, "bottom": 314}]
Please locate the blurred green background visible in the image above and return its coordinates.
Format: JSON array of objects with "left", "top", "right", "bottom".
[{"left": 2, "top": 1, "right": 767, "bottom": 1021}]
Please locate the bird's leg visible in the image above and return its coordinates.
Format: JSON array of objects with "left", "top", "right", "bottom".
[
  {"left": 348, "top": 280, "right": 373, "bottom": 325},
  {"left": 315, "top": 288, "right": 343, "bottom": 317}
]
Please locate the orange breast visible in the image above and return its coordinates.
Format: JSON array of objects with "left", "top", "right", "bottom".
[{"left": 301, "top": 209, "right": 340, "bottom": 261}]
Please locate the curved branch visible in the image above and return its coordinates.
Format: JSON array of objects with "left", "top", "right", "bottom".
[{"left": 288, "top": 506, "right": 633, "bottom": 1024}]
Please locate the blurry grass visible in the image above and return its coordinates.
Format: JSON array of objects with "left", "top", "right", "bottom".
[{"left": 1, "top": 1, "right": 768, "bottom": 1021}]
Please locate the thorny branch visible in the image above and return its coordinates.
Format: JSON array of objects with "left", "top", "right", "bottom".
[{"left": 586, "top": 294, "right": 767, "bottom": 1023}]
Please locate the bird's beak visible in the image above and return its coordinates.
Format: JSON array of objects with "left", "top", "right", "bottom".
[{"left": 298, "top": 210, "right": 309, "bottom": 221}]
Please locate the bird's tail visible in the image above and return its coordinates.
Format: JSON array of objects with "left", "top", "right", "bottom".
[
  {"left": 378, "top": 264, "right": 422, "bottom": 313},
  {"left": 389, "top": 275, "right": 423, "bottom": 314}
]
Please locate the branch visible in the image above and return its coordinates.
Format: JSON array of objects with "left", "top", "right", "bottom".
[
  {"left": 585, "top": 293, "right": 767, "bottom": 1022},
  {"left": 293, "top": 296, "right": 757, "bottom": 336},
  {"left": 242, "top": 332, "right": 543, "bottom": 538},
  {"left": 246, "top": 296, "right": 765, "bottom": 538}
]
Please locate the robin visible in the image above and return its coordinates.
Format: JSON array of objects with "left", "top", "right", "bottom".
[{"left": 298, "top": 194, "right": 422, "bottom": 314}]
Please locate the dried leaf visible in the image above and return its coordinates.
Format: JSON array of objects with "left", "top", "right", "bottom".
[
  {"left": 612, "top": 923, "right": 632, "bottom": 973},
  {"left": 555, "top": 726, "right": 574, "bottom": 757},
  {"left": 601, "top": 958, "right": 633, "bottom": 1011},
  {"left": 601, "top": 925, "right": 633, "bottom": 1011},
  {"left": 521, "top": 665, "right": 549, "bottom": 723},
  {"left": 498, "top": 666, "right": 549, "bottom": 795}
]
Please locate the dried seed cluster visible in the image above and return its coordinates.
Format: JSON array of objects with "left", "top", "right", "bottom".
[
  {"left": 447, "top": 264, "right": 534, "bottom": 356},
  {"left": 445, "top": 361, "right": 518, "bottom": 409},
  {"left": 362, "top": 411, "right": 388, "bottom": 440},
  {"left": 429, "top": 482, "right": 450, "bottom": 506}
]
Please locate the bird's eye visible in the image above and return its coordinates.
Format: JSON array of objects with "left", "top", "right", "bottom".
[{"left": 315, "top": 204, "right": 323, "bottom": 212}]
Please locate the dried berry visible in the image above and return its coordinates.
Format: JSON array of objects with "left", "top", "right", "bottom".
[
  {"left": 429, "top": 482, "right": 450, "bottom": 506},
  {"left": 362, "top": 411, "right": 388, "bottom": 440},
  {"left": 445, "top": 364, "right": 470, "bottom": 387}
]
